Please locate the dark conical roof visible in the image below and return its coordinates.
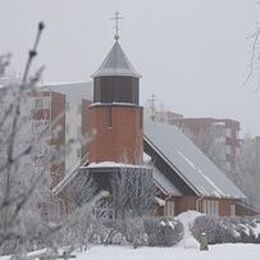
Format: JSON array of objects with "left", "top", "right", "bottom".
[{"left": 92, "top": 41, "right": 141, "bottom": 78}]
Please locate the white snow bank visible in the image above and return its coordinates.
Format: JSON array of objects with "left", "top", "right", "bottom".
[
  {"left": 177, "top": 210, "right": 203, "bottom": 249},
  {"left": 251, "top": 222, "right": 260, "bottom": 238}
]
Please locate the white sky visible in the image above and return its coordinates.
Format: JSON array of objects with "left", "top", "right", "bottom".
[{"left": 0, "top": 0, "right": 259, "bottom": 135}]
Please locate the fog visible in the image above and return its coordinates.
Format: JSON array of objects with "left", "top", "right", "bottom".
[{"left": 0, "top": 0, "right": 259, "bottom": 135}]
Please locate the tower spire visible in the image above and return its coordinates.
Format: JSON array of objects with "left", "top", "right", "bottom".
[{"left": 111, "top": 11, "right": 124, "bottom": 41}]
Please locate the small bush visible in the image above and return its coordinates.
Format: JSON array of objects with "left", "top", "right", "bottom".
[{"left": 144, "top": 217, "right": 184, "bottom": 247}]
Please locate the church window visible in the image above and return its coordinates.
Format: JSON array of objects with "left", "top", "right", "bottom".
[
  {"left": 165, "top": 200, "right": 175, "bottom": 216},
  {"left": 202, "top": 199, "right": 219, "bottom": 216},
  {"left": 139, "top": 110, "right": 143, "bottom": 129},
  {"left": 230, "top": 204, "right": 236, "bottom": 217}
]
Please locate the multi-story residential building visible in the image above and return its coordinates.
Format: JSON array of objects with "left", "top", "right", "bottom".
[
  {"left": 30, "top": 91, "right": 66, "bottom": 188},
  {"left": 40, "top": 81, "right": 92, "bottom": 175}
]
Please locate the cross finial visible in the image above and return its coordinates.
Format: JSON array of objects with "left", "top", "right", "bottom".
[{"left": 111, "top": 11, "right": 124, "bottom": 41}]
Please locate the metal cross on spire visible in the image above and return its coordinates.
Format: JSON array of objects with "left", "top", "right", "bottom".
[{"left": 111, "top": 11, "right": 124, "bottom": 41}]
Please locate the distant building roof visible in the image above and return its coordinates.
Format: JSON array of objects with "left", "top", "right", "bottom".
[
  {"left": 92, "top": 42, "right": 141, "bottom": 78},
  {"left": 144, "top": 120, "right": 246, "bottom": 199},
  {"left": 41, "top": 81, "right": 93, "bottom": 103}
]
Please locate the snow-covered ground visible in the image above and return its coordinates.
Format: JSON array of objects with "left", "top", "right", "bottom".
[
  {"left": 1, "top": 244, "right": 260, "bottom": 260},
  {"left": 76, "top": 244, "right": 260, "bottom": 260}
]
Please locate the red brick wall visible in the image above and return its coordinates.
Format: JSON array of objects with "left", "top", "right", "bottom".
[
  {"left": 163, "top": 196, "right": 237, "bottom": 217},
  {"left": 174, "top": 196, "right": 197, "bottom": 215},
  {"left": 88, "top": 105, "right": 143, "bottom": 165},
  {"left": 219, "top": 199, "right": 235, "bottom": 216}
]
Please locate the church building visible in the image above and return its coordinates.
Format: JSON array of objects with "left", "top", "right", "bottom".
[{"left": 48, "top": 16, "right": 247, "bottom": 218}]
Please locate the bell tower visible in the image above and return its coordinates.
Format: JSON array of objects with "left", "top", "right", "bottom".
[{"left": 88, "top": 13, "right": 143, "bottom": 165}]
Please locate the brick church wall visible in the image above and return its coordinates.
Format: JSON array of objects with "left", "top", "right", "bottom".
[{"left": 88, "top": 105, "right": 143, "bottom": 164}]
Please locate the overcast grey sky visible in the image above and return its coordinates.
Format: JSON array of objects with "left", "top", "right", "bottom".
[{"left": 0, "top": 0, "right": 259, "bottom": 135}]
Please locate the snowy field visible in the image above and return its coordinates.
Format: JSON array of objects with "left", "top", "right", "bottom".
[{"left": 77, "top": 244, "right": 260, "bottom": 260}]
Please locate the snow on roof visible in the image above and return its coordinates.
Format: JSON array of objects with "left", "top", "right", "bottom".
[
  {"left": 85, "top": 161, "right": 149, "bottom": 169},
  {"left": 42, "top": 80, "right": 89, "bottom": 86},
  {"left": 52, "top": 155, "right": 89, "bottom": 195},
  {"left": 144, "top": 120, "right": 246, "bottom": 199},
  {"left": 92, "top": 41, "right": 141, "bottom": 78},
  {"left": 52, "top": 161, "right": 151, "bottom": 195},
  {"left": 90, "top": 102, "right": 138, "bottom": 107},
  {"left": 153, "top": 167, "right": 182, "bottom": 196},
  {"left": 143, "top": 152, "right": 152, "bottom": 163},
  {"left": 40, "top": 81, "right": 93, "bottom": 103},
  {"left": 52, "top": 167, "right": 80, "bottom": 195},
  {"left": 155, "top": 196, "right": 166, "bottom": 206}
]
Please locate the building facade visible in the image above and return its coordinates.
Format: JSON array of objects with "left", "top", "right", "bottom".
[{"left": 30, "top": 91, "right": 66, "bottom": 188}]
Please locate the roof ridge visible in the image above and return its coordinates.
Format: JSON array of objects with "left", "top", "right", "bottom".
[{"left": 92, "top": 41, "right": 141, "bottom": 78}]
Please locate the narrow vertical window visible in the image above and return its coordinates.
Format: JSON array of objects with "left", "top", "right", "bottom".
[
  {"left": 230, "top": 204, "right": 236, "bottom": 217},
  {"left": 165, "top": 201, "right": 175, "bottom": 216},
  {"left": 108, "top": 107, "right": 112, "bottom": 128},
  {"left": 139, "top": 110, "right": 143, "bottom": 129},
  {"left": 203, "top": 200, "right": 207, "bottom": 214},
  {"left": 215, "top": 201, "right": 219, "bottom": 216}
]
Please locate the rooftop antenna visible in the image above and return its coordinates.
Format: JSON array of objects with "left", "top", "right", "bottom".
[{"left": 111, "top": 11, "right": 124, "bottom": 41}]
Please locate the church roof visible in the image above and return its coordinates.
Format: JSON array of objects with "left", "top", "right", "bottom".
[
  {"left": 144, "top": 120, "right": 246, "bottom": 199},
  {"left": 92, "top": 41, "right": 141, "bottom": 78}
]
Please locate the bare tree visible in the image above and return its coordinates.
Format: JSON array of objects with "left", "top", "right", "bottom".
[
  {"left": 0, "top": 22, "right": 105, "bottom": 257},
  {"left": 235, "top": 135, "right": 257, "bottom": 205},
  {"left": 241, "top": 5, "right": 260, "bottom": 92},
  {"left": 111, "top": 167, "right": 155, "bottom": 220}
]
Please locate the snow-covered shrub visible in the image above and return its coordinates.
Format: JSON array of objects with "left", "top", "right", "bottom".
[
  {"left": 143, "top": 217, "right": 183, "bottom": 247},
  {"left": 192, "top": 215, "right": 260, "bottom": 244},
  {"left": 92, "top": 219, "right": 128, "bottom": 245},
  {"left": 191, "top": 216, "right": 216, "bottom": 244},
  {"left": 102, "top": 219, "right": 125, "bottom": 235},
  {"left": 125, "top": 218, "right": 148, "bottom": 248},
  {"left": 48, "top": 218, "right": 128, "bottom": 248},
  {"left": 103, "top": 218, "right": 147, "bottom": 246}
]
